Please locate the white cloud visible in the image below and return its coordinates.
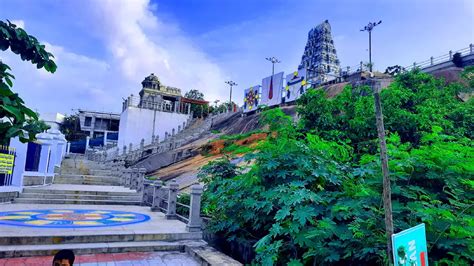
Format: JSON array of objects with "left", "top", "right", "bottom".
[
  {"left": 86, "top": 0, "right": 228, "bottom": 101},
  {"left": 10, "top": 20, "right": 25, "bottom": 29},
  {"left": 1, "top": 0, "right": 230, "bottom": 116}
]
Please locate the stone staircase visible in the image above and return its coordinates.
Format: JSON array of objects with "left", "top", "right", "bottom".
[
  {"left": 14, "top": 156, "right": 142, "bottom": 206},
  {"left": 2, "top": 157, "right": 241, "bottom": 264},
  {"left": 14, "top": 185, "right": 142, "bottom": 205}
]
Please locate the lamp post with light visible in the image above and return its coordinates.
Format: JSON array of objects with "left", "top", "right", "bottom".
[{"left": 360, "top": 20, "right": 382, "bottom": 72}]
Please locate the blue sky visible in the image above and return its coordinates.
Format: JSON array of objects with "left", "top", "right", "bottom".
[{"left": 0, "top": 0, "right": 472, "bottom": 116}]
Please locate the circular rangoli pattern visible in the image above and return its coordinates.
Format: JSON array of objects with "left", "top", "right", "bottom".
[{"left": 0, "top": 209, "right": 150, "bottom": 228}]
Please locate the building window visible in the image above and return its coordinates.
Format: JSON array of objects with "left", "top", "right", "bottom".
[{"left": 84, "top": 116, "right": 92, "bottom": 127}]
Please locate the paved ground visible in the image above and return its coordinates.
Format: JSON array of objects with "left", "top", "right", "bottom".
[
  {"left": 0, "top": 251, "right": 200, "bottom": 265},
  {"left": 0, "top": 204, "right": 190, "bottom": 235},
  {"left": 25, "top": 184, "right": 137, "bottom": 193}
]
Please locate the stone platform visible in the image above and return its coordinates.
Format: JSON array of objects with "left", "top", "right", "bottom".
[{"left": 0, "top": 204, "right": 202, "bottom": 258}]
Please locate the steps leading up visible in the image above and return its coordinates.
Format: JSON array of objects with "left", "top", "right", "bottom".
[
  {"left": 14, "top": 198, "right": 142, "bottom": 205},
  {"left": 53, "top": 174, "right": 121, "bottom": 186},
  {"left": 0, "top": 240, "right": 207, "bottom": 258},
  {"left": 0, "top": 204, "right": 204, "bottom": 259},
  {"left": 16, "top": 185, "right": 141, "bottom": 205},
  {"left": 17, "top": 193, "right": 141, "bottom": 201}
]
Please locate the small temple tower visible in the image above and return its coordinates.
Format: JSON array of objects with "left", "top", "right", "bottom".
[
  {"left": 138, "top": 73, "right": 182, "bottom": 112},
  {"left": 299, "top": 20, "right": 341, "bottom": 83}
]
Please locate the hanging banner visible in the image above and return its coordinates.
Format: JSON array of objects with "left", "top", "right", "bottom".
[
  {"left": 392, "top": 223, "right": 429, "bottom": 266},
  {"left": 243, "top": 85, "right": 260, "bottom": 113},
  {"left": 260, "top": 72, "right": 284, "bottom": 107},
  {"left": 284, "top": 69, "right": 308, "bottom": 102}
]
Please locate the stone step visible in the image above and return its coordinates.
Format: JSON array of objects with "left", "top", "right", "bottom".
[
  {"left": 22, "top": 188, "right": 137, "bottom": 196},
  {"left": 17, "top": 193, "right": 141, "bottom": 201},
  {"left": 53, "top": 179, "right": 121, "bottom": 186},
  {"left": 0, "top": 231, "right": 203, "bottom": 246},
  {"left": 0, "top": 240, "right": 207, "bottom": 258},
  {"left": 14, "top": 198, "right": 142, "bottom": 205},
  {"left": 57, "top": 174, "right": 119, "bottom": 179}
]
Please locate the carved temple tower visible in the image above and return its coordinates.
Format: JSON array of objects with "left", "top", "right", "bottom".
[{"left": 299, "top": 20, "right": 341, "bottom": 84}]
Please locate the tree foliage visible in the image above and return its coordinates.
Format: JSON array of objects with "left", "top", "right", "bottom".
[
  {"left": 60, "top": 114, "right": 86, "bottom": 141},
  {"left": 297, "top": 69, "right": 473, "bottom": 155},
  {"left": 199, "top": 70, "right": 473, "bottom": 265},
  {"left": 185, "top": 89, "right": 204, "bottom": 100},
  {"left": 184, "top": 89, "right": 209, "bottom": 118},
  {"left": 0, "top": 20, "right": 57, "bottom": 144}
]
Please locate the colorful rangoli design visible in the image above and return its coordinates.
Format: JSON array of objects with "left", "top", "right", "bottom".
[{"left": 0, "top": 209, "right": 150, "bottom": 228}]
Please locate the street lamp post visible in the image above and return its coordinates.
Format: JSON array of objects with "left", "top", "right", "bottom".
[
  {"left": 225, "top": 81, "right": 237, "bottom": 112},
  {"left": 360, "top": 20, "right": 382, "bottom": 72},
  {"left": 265, "top": 56, "right": 281, "bottom": 77}
]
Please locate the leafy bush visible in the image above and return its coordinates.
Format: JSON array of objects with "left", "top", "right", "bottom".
[
  {"left": 200, "top": 102, "right": 473, "bottom": 264},
  {"left": 297, "top": 70, "right": 472, "bottom": 155}
]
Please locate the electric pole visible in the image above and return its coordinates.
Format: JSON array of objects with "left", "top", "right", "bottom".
[
  {"left": 225, "top": 81, "right": 237, "bottom": 112},
  {"left": 360, "top": 20, "right": 382, "bottom": 72},
  {"left": 371, "top": 77, "right": 394, "bottom": 264}
]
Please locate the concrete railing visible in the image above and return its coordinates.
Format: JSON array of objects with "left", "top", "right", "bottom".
[
  {"left": 405, "top": 44, "right": 473, "bottom": 71},
  {"left": 104, "top": 161, "right": 203, "bottom": 232},
  {"left": 88, "top": 109, "right": 239, "bottom": 164}
]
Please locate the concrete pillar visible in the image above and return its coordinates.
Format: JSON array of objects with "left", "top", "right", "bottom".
[
  {"left": 430, "top": 56, "right": 434, "bottom": 65},
  {"left": 85, "top": 136, "right": 90, "bottom": 149},
  {"left": 187, "top": 103, "right": 191, "bottom": 114},
  {"left": 66, "top": 142, "right": 71, "bottom": 155},
  {"left": 166, "top": 181, "right": 179, "bottom": 219},
  {"left": 186, "top": 184, "right": 203, "bottom": 232},
  {"left": 38, "top": 144, "right": 51, "bottom": 179},
  {"left": 140, "top": 139, "right": 145, "bottom": 150},
  {"left": 151, "top": 180, "right": 163, "bottom": 211},
  {"left": 137, "top": 168, "right": 147, "bottom": 193},
  {"left": 449, "top": 50, "right": 453, "bottom": 60},
  {"left": 130, "top": 168, "right": 139, "bottom": 189},
  {"left": 103, "top": 131, "right": 108, "bottom": 146},
  {"left": 123, "top": 168, "right": 132, "bottom": 187},
  {"left": 470, "top": 43, "right": 473, "bottom": 54}
]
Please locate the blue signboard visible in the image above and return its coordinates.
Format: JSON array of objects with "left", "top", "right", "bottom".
[{"left": 392, "top": 223, "right": 428, "bottom": 266}]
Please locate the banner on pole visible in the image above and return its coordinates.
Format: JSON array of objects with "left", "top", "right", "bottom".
[
  {"left": 392, "top": 223, "right": 429, "bottom": 266},
  {"left": 243, "top": 85, "right": 260, "bottom": 113},
  {"left": 284, "top": 69, "right": 308, "bottom": 102},
  {"left": 260, "top": 72, "right": 284, "bottom": 107}
]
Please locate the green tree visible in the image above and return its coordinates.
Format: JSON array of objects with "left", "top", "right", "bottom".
[
  {"left": 0, "top": 20, "right": 57, "bottom": 144},
  {"left": 298, "top": 70, "right": 473, "bottom": 154},
  {"left": 184, "top": 89, "right": 209, "bottom": 118},
  {"left": 60, "top": 114, "right": 86, "bottom": 141},
  {"left": 184, "top": 89, "right": 204, "bottom": 100}
]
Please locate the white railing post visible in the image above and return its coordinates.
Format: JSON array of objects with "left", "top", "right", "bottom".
[
  {"left": 166, "top": 181, "right": 179, "bottom": 219},
  {"left": 449, "top": 50, "right": 453, "bottom": 60},
  {"left": 151, "top": 180, "right": 163, "bottom": 211},
  {"left": 186, "top": 184, "right": 203, "bottom": 232},
  {"left": 137, "top": 168, "right": 147, "bottom": 193},
  {"left": 430, "top": 56, "right": 434, "bottom": 66}
]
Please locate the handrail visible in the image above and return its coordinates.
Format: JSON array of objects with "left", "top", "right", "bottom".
[
  {"left": 176, "top": 201, "right": 190, "bottom": 209},
  {"left": 405, "top": 45, "right": 473, "bottom": 71}
]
